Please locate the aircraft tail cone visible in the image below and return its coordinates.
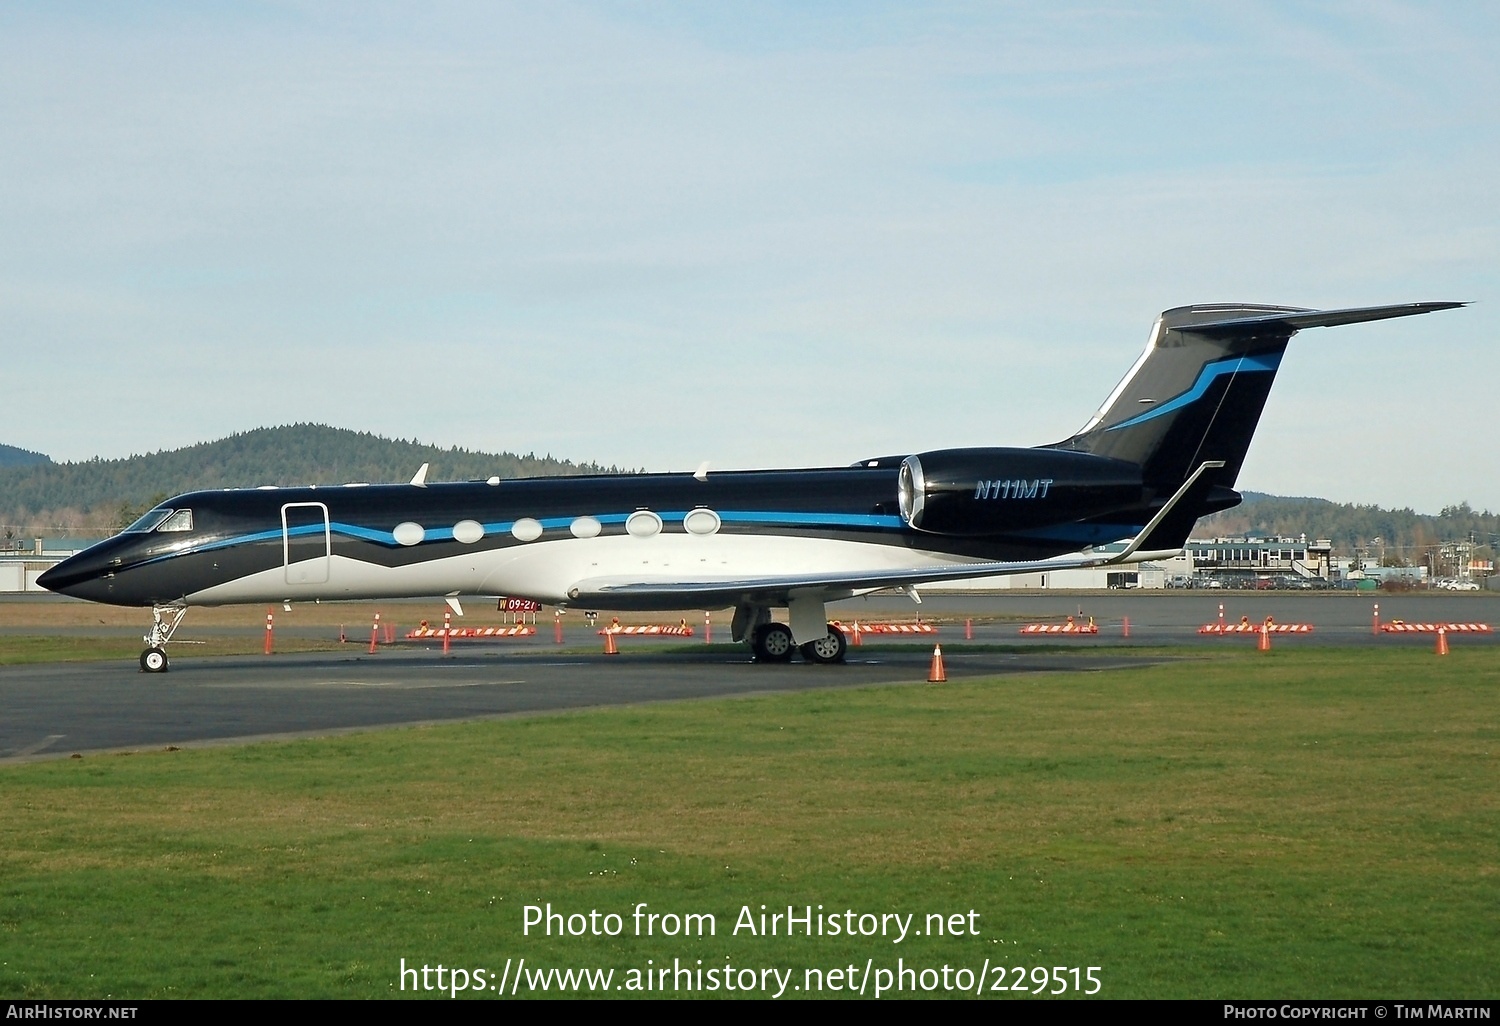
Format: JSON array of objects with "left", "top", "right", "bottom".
[
  {"left": 604, "top": 629, "right": 619, "bottom": 655},
  {"left": 1436, "top": 627, "right": 1449, "bottom": 656},
  {"left": 928, "top": 644, "right": 946, "bottom": 683}
]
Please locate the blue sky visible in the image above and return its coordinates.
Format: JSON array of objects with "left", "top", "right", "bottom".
[{"left": 2, "top": 2, "right": 1495, "bottom": 511}]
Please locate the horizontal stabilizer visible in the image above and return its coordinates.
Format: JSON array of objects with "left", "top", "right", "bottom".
[{"left": 1182, "top": 302, "right": 1465, "bottom": 338}]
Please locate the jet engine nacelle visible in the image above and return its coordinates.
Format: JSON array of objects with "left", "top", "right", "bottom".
[{"left": 898, "top": 447, "right": 1143, "bottom": 535}]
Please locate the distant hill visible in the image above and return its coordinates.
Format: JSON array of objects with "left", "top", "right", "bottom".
[
  {"left": 0, "top": 424, "right": 625, "bottom": 531},
  {"left": 1195, "top": 491, "right": 1498, "bottom": 559},
  {"left": 0, "top": 443, "right": 51, "bottom": 468}
]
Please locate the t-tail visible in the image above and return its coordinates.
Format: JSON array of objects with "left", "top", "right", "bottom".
[{"left": 1052, "top": 301, "right": 1465, "bottom": 550}]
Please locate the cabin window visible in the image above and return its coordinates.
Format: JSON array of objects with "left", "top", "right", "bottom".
[
  {"left": 157, "top": 509, "right": 194, "bottom": 533},
  {"left": 124, "top": 509, "right": 174, "bottom": 533}
]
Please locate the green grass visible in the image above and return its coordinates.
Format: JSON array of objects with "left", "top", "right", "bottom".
[{"left": 0, "top": 647, "right": 1496, "bottom": 998}]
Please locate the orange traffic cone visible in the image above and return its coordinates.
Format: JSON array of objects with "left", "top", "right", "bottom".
[
  {"left": 927, "top": 644, "right": 946, "bottom": 683},
  {"left": 603, "top": 628, "right": 619, "bottom": 655},
  {"left": 1436, "top": 627, "right": 1448, "bottom": 656},
  {"left": 1258, "top": 623, "right": 1271, "bottom": 652}
]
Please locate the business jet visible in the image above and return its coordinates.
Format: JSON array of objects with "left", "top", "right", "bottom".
[{"left": 39, "top": 301, "right": 1462, "bottom": 672}]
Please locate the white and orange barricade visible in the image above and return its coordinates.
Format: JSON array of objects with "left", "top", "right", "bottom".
[
  {"left": 406, "top": 625, "right": 539, "bottom": 640},
  {"left": 1200, "top": 615, "right": 1312, "bottom": 635},
  {"left": 594, "top": 624, "right": 695, "bottom": 637},
  {"left": 1379, "top": 621, "right": 1491, "bottom": 634},
  {"left": 836, "top": 622, "right": 938, "bottom": 636},
  {"left": 1020, "top": 616, "right": 1098, "bottom": 635}
]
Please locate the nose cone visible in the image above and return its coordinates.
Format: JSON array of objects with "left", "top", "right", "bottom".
[{"left": 36, "top": 541, "right": 132, "bottom": 604}]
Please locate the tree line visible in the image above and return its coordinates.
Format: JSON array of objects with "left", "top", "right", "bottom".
[
  {"left": 1196, "top": 493, "right": 1499, "bottom": 563},
  {"left": 0, "top": 424, "right": 628, "bottom": 537}
]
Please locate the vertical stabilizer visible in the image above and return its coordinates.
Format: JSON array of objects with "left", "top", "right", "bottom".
[{"left": 1054, "top": 300, "right": 1463, "bottom": 546}]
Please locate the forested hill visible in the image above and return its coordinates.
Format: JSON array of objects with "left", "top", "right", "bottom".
[
  {"left": 0, "top": 424, "right": 624, "bottom": 527},
  {"left": 1195, "top": 491, "right": 1499, "bottom": 557},
  {"left": 0, "top": 443, "right": 51, "bottom": 468}
]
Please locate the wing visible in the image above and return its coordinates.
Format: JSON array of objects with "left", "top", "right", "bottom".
[{"left": 567, "top": 550, "right": 1134, "bottom": 608}]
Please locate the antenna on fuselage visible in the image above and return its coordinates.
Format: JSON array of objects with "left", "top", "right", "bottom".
[{"left": 410, "top": 463, "right": 429, "bottom": 487}]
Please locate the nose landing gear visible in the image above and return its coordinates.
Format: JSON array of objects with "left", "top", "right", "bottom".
[{"left": 140, "top": 605, "right": 187, "bottom": 673}]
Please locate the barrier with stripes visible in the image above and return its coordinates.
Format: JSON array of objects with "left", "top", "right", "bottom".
[
  {"left": 406, "top": 625, "right": 538, "bottom": 640},
  {"left": 1019, "top": 622, "right": 1099, "bottom": 635},
  {"left": 596, "top": 624, "right": 695, "bottom": 637},
  {"left": 1379, "top": 622, "right": 1491, "bottom": 634},
  {"left": 1199, "top": 622, "right": 1314, "bottom": 635},
  {"left": 833, "top": 622, "right": 938, "bottom": 636}
]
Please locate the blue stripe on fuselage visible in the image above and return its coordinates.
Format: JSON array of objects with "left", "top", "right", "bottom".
[{"left": 133, "top": 509, "right": 909, "bottom": 565}]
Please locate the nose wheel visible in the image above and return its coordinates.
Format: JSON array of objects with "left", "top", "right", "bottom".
[{"left": 140, "top": 604, "right": 187, "bottom": 673}]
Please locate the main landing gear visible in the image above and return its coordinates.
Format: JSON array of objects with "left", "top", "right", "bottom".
[
  {"left": 750, "top": 622, "right": 847, "bottom": 664},
  {"left": 140, "top": 604, "right": 187, "bottom": 673}
]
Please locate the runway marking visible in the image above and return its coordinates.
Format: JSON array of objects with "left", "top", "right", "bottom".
[{"left": 10, "top": 734, "right": 65, "bottom": 758}]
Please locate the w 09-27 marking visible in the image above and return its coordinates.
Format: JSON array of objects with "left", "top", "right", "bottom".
[{"left": 974, "top": 479, "right": 1054, "bottom": 500}]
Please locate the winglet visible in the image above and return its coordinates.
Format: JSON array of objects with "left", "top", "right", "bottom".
[
  {"left": 1108, "top": 460, "right": 1224, "bottom": 564},
  {"left": 410, "top": 463, "right": 429, "bottom": 487}
]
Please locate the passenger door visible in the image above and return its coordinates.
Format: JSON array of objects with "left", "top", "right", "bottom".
[{"left": 281, "top": 502, "right": 331, "bottom": 585}]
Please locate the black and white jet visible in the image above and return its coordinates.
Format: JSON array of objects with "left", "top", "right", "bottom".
[{"left": 40, "top": 301, "right": 1463, "bottom": 671}]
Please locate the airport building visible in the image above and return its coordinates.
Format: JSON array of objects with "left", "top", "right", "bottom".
[
  {"left": 934, "top": 535, "right": 1336, "bottom": 591},
  {"left": 0, "top": 538, "right": 101, "bottom": 593},
  {"left": 1187, "top": 535, "right": 1334, "bottom": 586}
]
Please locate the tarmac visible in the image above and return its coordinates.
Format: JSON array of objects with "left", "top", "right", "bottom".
[
  {"left": 0, "top": 646, "right": 1146, "bottom": 763},
  {"left": 2, "top": 591, "right": 1494, "bottom": 764}
]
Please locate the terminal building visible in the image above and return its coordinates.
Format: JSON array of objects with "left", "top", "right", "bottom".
[{"left": 1186, "top": 535, "right": 1335, "bottom": 586}]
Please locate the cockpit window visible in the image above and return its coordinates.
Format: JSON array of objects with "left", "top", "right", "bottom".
[
  {"left": 156, "top": 509, "right": 194, "bottom": 533},
  {"left": 124, "top": 509, "right": 174, "bottom": 533}
]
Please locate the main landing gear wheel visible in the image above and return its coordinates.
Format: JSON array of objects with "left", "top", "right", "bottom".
[
  {"left": 140, "top": 647, "right": 169, "bottom": 673},
  {"left": 752, "top": 622, "right": 795, "bottom": 663},
  {"left": 800, "top": 624, "right": 848, "bottom": 665}
]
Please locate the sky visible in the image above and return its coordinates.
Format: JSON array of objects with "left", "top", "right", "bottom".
[{"left": 2, "top": 2, "right": 1496, "bottom": 512}]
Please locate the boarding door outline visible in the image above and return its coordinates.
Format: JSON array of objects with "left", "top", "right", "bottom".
[{"left": 281, "top": 502, "right": 332, "bottom": 585}]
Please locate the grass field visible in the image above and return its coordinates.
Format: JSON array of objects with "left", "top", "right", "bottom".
[{"left": 0, "top": 646, "right": 1496, "bottom": 999}]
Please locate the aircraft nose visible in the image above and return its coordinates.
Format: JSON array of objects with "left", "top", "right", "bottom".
[{"left": 36, "top": 547, "right": 124, "bottom": 602}]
